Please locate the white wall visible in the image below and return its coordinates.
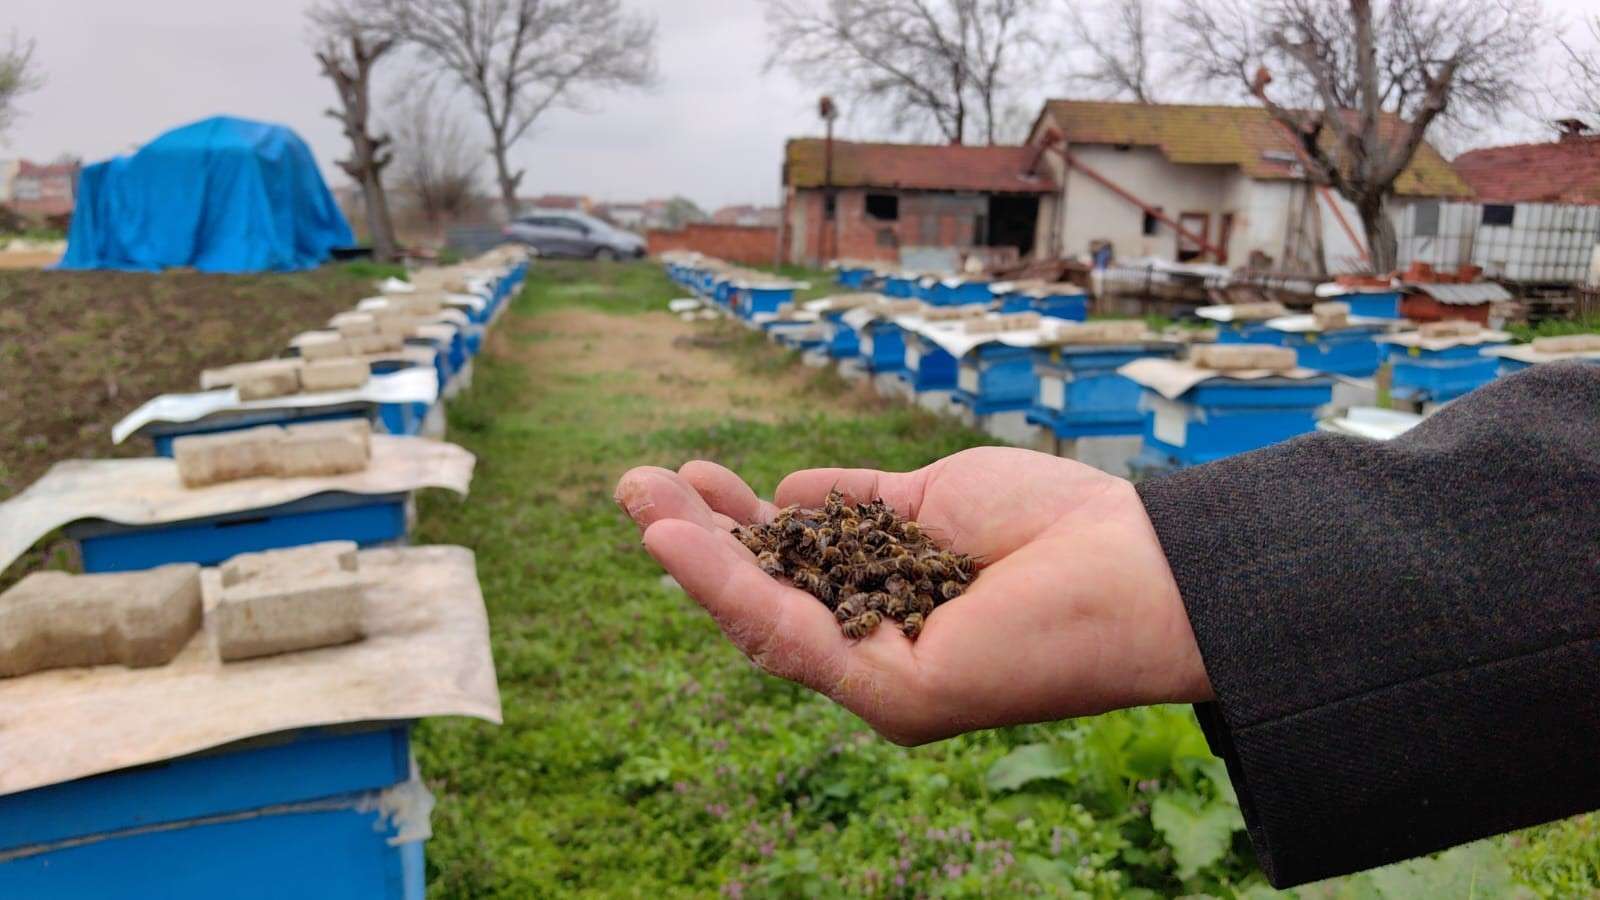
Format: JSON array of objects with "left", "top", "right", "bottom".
[{"left": 1057, "top": 145, "right": 1235, "bottom": 260}]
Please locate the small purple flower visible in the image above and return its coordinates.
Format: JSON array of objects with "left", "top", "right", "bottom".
[
  {"left": 893, "top": 875, "right": 906, "bottom": 888},
  {"left": 760, "top": 842, "right": 775, "bottom": 857},
  {"left": 721, "top": 880, "right": 744, "bottom": 898},
  {"left": 673, "top": 781, "right": 690, "bottom": 794}
]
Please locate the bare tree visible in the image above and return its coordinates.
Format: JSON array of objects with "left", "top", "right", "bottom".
[
  {"left": 394, "top": 0, "right": 657, "bottom": 215},
  {"left": 0, "top": 33, "right": 43, "bottom": 140},
  {"left": 1558, "top": 15, "right": 1600, "bottom": 125},
  {"left": 764, "top": 0, "right": 1043, "bottom": 145},
  {"left": 309, "top": 0, "right": 402, "bottom": 261},
  {"left": 1171, "top": 0, "right": 1546, "bottom": 272},
  {"left": 386, "top": 79, "right": 483, "bottom": 224},
  {"left": 1065, "top": 0, "right": 1160, "bottom": 103}
]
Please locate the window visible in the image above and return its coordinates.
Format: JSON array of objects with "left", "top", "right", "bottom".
[
  {"left": 1482, "top": 204, "right": 1515, "bottom": 226},
  {"left": 1413, "top": 200, "right": 1441, "bottom": 237},
  {"left": 1142, "top": 209, "right": 1162, "bottom": 236},
  {"left": 865, "top": 193, "right": 899, "bottom": 221},
  {"left": 824, "top": 194, "right": 837, "bottom": 220}
]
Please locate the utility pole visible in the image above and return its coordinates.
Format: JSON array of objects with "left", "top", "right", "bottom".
[{"left": 818, "top": 95, "right": 839, "bottom": 266}]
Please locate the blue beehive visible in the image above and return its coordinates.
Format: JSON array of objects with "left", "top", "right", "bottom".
[
  {"left": 1215, "top": 320, "right": 1285, "bottom": 345},
  {"left": 898, "top": 332, "right": 960, "bottom": 392},
  {"left": 1270, "top": 324, "right": 1389, "bottom": 377},
  {"left": 952, "top": 343, "right": 1037, "bottom": 415},
  {"left": 882, "top": 274, "right": 919, "bottom": 298},
  {"left": 859, "top": 321, "right": 907, "bottom": 373},
  {"left": 0, "top": 725, "right": 424, "bottom": 900},
  {"left": 835, "top": 265, "right": 873, "bottom": 288},
  {"left": 735, "top": 285, "right": 796, "bottom": 320},
  {"left": 1027, "top": 342, "right": 1181, "bottom": 438},
  {"left": 64, "top": 491, "right": 410, "bottom": 574},
  {"left": 1342, "top": 290, "right": 1402, "bottom": 319},
  {"left": 1385, "top": 342, "right": 1503, "bottom": 403},
  {"left": 1130, "top": 375, "right": 1334, "bottom": 473},
  {"left": 930, "top": 278, "right": 994, "bottom": 306},
  {"left": 826, "top": 316, "right": 860, "bottom": 358}
]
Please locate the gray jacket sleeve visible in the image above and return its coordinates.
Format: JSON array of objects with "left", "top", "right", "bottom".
[{"left": 1135, "top": 361, "right": 1600, "bottom": 887}]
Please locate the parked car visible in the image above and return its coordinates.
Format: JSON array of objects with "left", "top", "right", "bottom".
[{"left": 502, "top": 209, "right": 646, "bottom": 260}]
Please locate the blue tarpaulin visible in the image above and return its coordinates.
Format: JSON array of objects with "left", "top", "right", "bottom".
[{"left": 60, "top": 116, "right": 354, "bottom": 273}]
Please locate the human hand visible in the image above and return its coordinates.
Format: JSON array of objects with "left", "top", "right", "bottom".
[{"left": 614, "top": 447, "right": 1211, "bottom": 745}]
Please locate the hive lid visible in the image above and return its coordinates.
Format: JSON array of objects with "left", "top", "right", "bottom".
[
  {"left": 1118, "top": 356, "right": 1325, "bottom": 399},
  {"left": 0, "top": 436, "right": 474, "bottom": 576},
  {"left": 112, "top": 367, "right": 440, "bottom": 444},
  {"left": 0, "top": 546, "right": 502, "bottom": 797}
]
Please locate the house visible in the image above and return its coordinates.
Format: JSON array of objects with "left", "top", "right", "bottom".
[
  {"left": 779, "top": 139, "right": 1056, "bottom": 268},
  {"left": 1023, "top": 100, "right": 1470, "bottom": 274},
  {"left": 1442, "top": 120, "right": 1600, "bottom": 286},
  {"left": 711, "top": 204, "right": 780, "bottom": 228},
  {"left": 5, "top": 158, "right": 80, "bottom": 220}
]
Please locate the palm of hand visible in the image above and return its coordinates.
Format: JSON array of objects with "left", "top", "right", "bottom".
[{"left": 616, "top": 446, "right": 1207, "bottom": 745}]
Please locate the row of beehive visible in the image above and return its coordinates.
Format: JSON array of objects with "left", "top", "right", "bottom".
[
  {"left": 660, "top": 253, "right": 1598, "bottom": 477},
  {"left": 0, "top": 248, "right": 530, "bottom": 898}
]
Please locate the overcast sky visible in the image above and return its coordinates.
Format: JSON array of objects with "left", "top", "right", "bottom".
[{"left": 3, "top": 0, "right": 1595, "bottom": 212}]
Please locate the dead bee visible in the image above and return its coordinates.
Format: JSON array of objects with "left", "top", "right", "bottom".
[
  {"left": 899, "top": 521, "right": 924, "bottom": 542},
  {"left": 875, "top": 510, "right": 896, "bottom": 531},
  {"left": 952, "top": 554, "right": 980, "bottom": 579},
  {"left": 864, "top": 592, "right": 891, "bottom": 613},
  {"left": 835, "top": 593, "right": 867, "bottom": 621},
  {"left": 883, "top": 593, "right": 910, "bottom": 618},
  {"left": 895, "top": 554, "right": 921, "bottom": 577},
  {"left": 900, "top": 612, "right": 925, "bottom": 640},
  {"left": 856, "top": 560, "right": 893, "bottom": 583},
  {"left": 791, "top": 567, "right": 828, "bottom": 598},
  {"left": 913, "top": 593, "right": 936, "bottom": 615},
  {"left": 735, "top": 528, "right": 768, "bottom": 554},
  {"left": 820, "top": 544, "right": 844, "bottom": 566},
  {"left": 883, "top": 574, "right": 912, "bottom": 597},
  {"left": 940, "top": 580, "right": 964, "bottom": 601},
  {"left": 756, "top": 551, "right": 783, "bottom": 577},
  {"left": 839, "top": 517, "right": 860, "bottom": 539},
  {"left": 841, "top": 610, "right": 882, "bottom": 640}
]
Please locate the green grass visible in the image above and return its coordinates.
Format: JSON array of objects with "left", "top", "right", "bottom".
[
  {"left": 337, "top": 259, "right": 409, "bottom": 282},
  {"left": 410, "top": 261, "right": 1597, "bottom": 898},
  {"left": 1505, "top": 314, "right": 1600, "bottom": 343}
]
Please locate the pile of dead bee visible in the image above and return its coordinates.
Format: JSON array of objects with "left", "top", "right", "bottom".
[{"left": 735, "top": 490, "right": 977, "bottom": 641}]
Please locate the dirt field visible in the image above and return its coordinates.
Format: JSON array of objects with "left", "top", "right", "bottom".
[{"left": 0, "top": 262, "right": 387, "bottom": 514}]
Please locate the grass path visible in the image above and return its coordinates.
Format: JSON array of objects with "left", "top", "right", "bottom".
[{"left": 410, "top": 262, "right": 1594, "bottom": 899}]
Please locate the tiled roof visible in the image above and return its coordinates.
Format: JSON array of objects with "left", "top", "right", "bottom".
[
  {"left": 1036, "top": 100, "right": 1470, "bottom": 198},
  {"left": 1452, "top": 136, "right": 1600, "bottom": 204},
  {"left": 784, "top": 139, "right": 1054, "bottom": 194}
]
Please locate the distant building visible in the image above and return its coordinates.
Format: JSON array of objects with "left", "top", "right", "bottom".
[
  {"left": 522, "top": 193, "right": 592, "bottom": 213},
  {"left": 4, "top": 158, "right": 81, "bottom": 220},
  {"left": 0, "top": 159, "right": 19, "bottom": 203},
  {"left": 1025, "top": 100, "right": 1469, "bottom": 274},
  {"left": 711, "top": 204, "right": 780, "bottom": 228},
  {"left": 1442, "top": 120, "right": 1600, "bottom": 285},
  {"left": 780, "top": 139, "right": 1054, "bottom": 268}
]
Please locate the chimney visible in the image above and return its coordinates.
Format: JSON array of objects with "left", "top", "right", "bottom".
[{"left": 1555, "top": 118, "right": 1592, "bottom": 142}]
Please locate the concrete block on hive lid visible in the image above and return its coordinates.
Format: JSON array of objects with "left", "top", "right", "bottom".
[
  {"left": 173, "top": 425, "right": 284, "bottom": 487},
  {"left": 329, "top": 311, "right": 379, "bottom": 338},
  {"left": 274, "top": 419, "right": 372, "bottom": 478},
  {"left": 1189, "top": 343, "right": 1298, "bottom": 372},
  {"left": 1419, "top": 320, "right": 1481, "bottom": 339},
  {"left": 299, "top": 357, "right": 370, "bottom": 393},
  {"left": 1312, "top": 301, "right": 1351, "bottom": 331},
  {"left": 214, "top": 542, "right": 366, "bottom": 662},
  {"left": 200, "top": 358, "right": 303, "bottom": 392},
  {"left": 1532, "top": 333, "right": 1600, "bottom": 353},
  {"left": 294, "top": 331, "right": 354, "bottom": 362},
  {"left": 0, "top": 564, "right": 203, "bottom": 677},
  {"left": 237, "top": 368, "right": 303, "bottom": 401}
]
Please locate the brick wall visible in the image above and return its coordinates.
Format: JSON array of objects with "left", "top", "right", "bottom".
[
  {"left": 784, "top": 188, "right": 998, "bottom": 266},
  {"left": 647, "top": 224, "right": 779, "bottom": 266}
]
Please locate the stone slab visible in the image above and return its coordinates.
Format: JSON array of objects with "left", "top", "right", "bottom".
[
  {"left": 173, "top": 425, "right": 282, "bottom": 487},
  {"left": 237, "top": 369, "right": 302, "bottom": 401},
  {"left": 276, "top": 420, "right": 372, "bottom": 478},
  {"left": 300, "top": 358, "right": 370, "bottom": 393},
  {"left": 215, "top": 548, "right": 366, "bottom": 662},
  {"left": 200, "top": 358, "right": 302, "bottom": 391},
  {"left": 221, "top": 540, "right": 358, "bottom": 589},
  {"left": 0, "top": 564, "right": 202, "bottom": 677}
]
